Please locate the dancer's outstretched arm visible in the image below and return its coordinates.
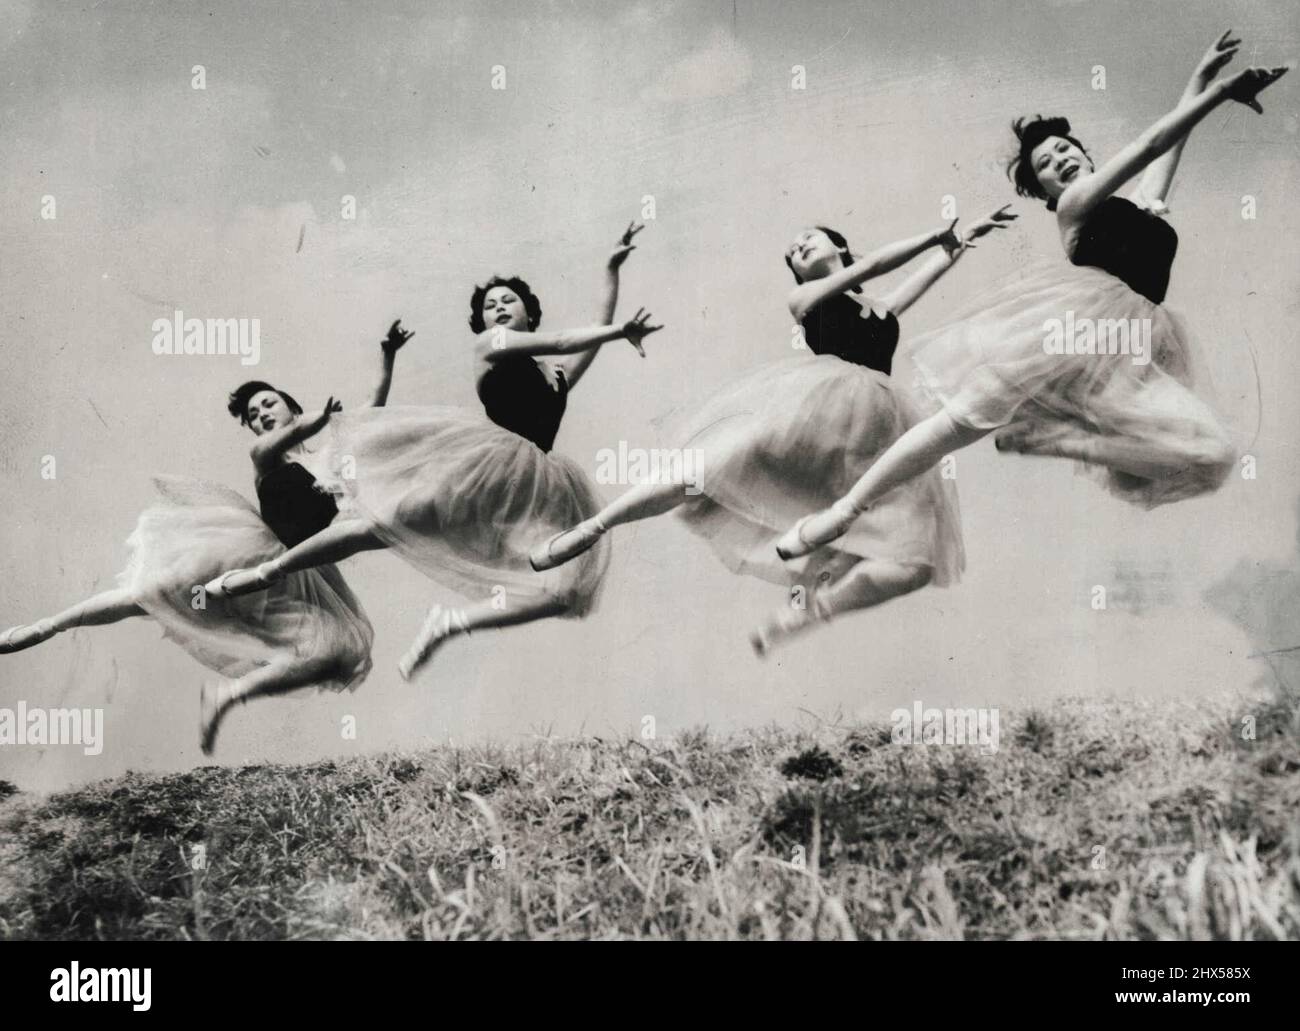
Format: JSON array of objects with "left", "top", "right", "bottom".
[
  {"left": 1057, "top": 62, "right": 1288, "bottom": 230},
  {"left": 880, "top": 206, "right": 1018, "bottom": 316},
  {"left": 561, "top": 222, "right": 644, "bottom": 391},
  {"left": 789, "top": 221, "right": 961, "bottom": 321},
  {"left": 1133, "top": 30, "right": 1241, "bottom": 211},
  {"left": 476, "top": 310, "right": 661, "bottom": 362},
  {"left": 249, "top": 396, "right": 342, "bottom": 474},
  {"left": 367, "top": 319, "right": 413, "bottom": 408}
]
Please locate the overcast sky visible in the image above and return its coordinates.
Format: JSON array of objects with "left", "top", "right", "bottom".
[{"left": 2, "top": 0, "right": 1297, "bottom": 791}]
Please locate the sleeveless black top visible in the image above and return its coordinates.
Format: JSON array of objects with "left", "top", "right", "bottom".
[
  {"left": 477, "top": 356, "right": 568, "bottom": 452},
  {"left": 1069, "top": 196, "right": 1178, "bottom": 304},
  {"left": 256, "top": 461, "right": 338, "bottom": 548},
  {"left": 801, "top": 293, "right": 901, "bottom": 374}
]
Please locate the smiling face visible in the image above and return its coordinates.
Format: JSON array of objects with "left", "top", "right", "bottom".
[
  {"left": 245, "top": 389, "right": 295, "bottom": 436},
  {"left": 480, "top": 285, "right": 530, "bottom": 332},
  {"left": 786, "top": 228, "right": 846, "bottom": 283},
  {"left": 1029, "top": 135, "right": 1093, "bottom": 202}
]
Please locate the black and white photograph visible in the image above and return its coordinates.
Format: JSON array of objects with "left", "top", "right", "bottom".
[{"left": 1, "top": 0, "right": 1297, "bottom": 970}]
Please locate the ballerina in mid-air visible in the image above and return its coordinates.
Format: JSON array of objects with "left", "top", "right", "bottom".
[
  {"left": 776, "top": 34, "right": 1289, "bottom": 561},
  {"left": 531, "top": 207, "right": 1015, "bottom": 654},
  {"left": 206, "top": 224, "right": 659, "bottom": 679},
  {"left": 1, "top": 321, "right": 413, "bottom": 753}
]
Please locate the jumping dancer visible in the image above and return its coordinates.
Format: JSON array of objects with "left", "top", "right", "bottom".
[
  {"left": 1, "top": 321, "right": 411, "bottom": 752},
  {"left": 777, "top": 36, "right": 1288, "bottom": 561},
  {"left": 531, "top": 209, "right": 1014, "bottom": 653},
  {"left": 206, "top": 225, "right": 658, "bottom": 679}
]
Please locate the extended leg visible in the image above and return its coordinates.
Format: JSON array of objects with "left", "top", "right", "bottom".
[
  {"left": 751, "top": 560, "right": 932, "bottom": 656},
  {"left": 996, "top": 420, "right": 1234, "bottom": 481},
  {"left": 206, "top": 519, "right": 387, "bottom": 597},
  {"left": 530, "top": 480, "right": 688, "bottom": 571},
  {"left": 776, "top": 410, "right": 987, "bottom": 559},
  {"left": 200, "top": 654, "right": 340, "bottom": 755},
  {"left": 1, "top": 588, "right": 146, "bottom": 654},
  {"left": 398, "top": 593, "right": 574, "bottom": 681}
]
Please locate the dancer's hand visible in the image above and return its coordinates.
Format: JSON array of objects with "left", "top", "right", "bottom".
[
  {"left": 1222, "top": 65, "right": 1290, "bottom": 114},
  {"left": 608, "top": 221, "right": 644, "bottom": 271},
  {"left": 382, "top": 319, "right": 414, "bottom": 355},
  {"left": 320, "top": 396, "right": 343, "bottom": 422},
  {"left": 1193, "top": 30, "right": 1242, "bottom": 86},
  {"left": 621, "top": 308, "right": 662, "bottom": 355},
  {"left": 961, "top": 204, "right": 1018, "bottom": 249},
  {"left": 934, "top": 218, "right": 962, "bottom": 258}
]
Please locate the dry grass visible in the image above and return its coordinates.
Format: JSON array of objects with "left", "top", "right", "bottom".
[{"left": 1, "top": 692, "right": 1297, "bottom": 940}]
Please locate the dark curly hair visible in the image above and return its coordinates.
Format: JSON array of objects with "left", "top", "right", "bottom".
[
  {"left": 226, "top": 381, "right": 303, "bottom": 426},
  {"left": 1008, "top": 115, "right": 1091, "bottom": 211},
  {"left": 469, "top": 276, "right": 543, "bottom": 334},
  {"left": 785, "top": 226, "right": 861, "bottom": 291}
]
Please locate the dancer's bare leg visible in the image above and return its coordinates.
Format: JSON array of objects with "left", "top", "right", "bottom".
[
  {"left": 995, "top": 420, "right": 1234, "bottom": 480},
  {"left": 777, "top": 410, "right": 987, "bottom": 558},
  {"left": 398, "top": 593, "right": 574, "bottom": 681},
  {"left": 1, "top": 588, "right": 146, "bottom": 654},
  {"left": 531, "top": 480, "right": 689, "bottom": 570},
  {"left": 200, "top": 655, "right": 340, "bottom": 754},
  {"left": 751, "top": 560, "right": 932, "bottom": 656},
  {"left": 206, "top": 518, "right": 387, "bottom": 596}
]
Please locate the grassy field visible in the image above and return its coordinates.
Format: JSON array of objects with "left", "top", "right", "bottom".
[{"left": 1, "top": 690, "right": 1297, "bottom": 940}]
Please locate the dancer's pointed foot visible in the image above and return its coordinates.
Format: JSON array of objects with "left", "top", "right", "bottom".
[
  {"left": 749, "top": 628, "right": 770, "bottom": 659},
  {"left": 204, "top": 561, "right": 281, "bottom": 599},
  {"left": 398, "top": 605, "right": 466, "bottom": 681},
  {"left": 199, "top": 680, "right": 228, "bottom": 756},
  {"left": 0, "top": 619, "right": 57, "bottom": 654},
  {"left": 529, "top": 519, "right": 605, "bottom": 572},
  {"left": 775, "top": 503, "right": 855, "bottom": 561}
]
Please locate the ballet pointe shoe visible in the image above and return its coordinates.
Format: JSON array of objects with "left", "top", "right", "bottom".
[
  {"left": 204, "top": 561, "right": 281, "bottom": 599},
  {"left": 398, "top": 605, "right": 466, "bottom": 681},
  {"left": 0, "top": 619, "right": 58, "bottom": 654},
  {"left": 529, "top": 519, "right": 605, "bottom": 572},
  {"left": 775, "top": 503, "right": 855, "bottom": 561}
]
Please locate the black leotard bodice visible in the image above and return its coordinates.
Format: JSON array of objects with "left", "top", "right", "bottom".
[
  {"left": 256, "top": 461, "right": 338, "bottom": 548},
  {"left": 477, "top": 356, "right": 568, "bottom": 452},
  {"left": 1069, "top": 196, "right": 1178, "bottom": 304},
  {"left": 801, "top": 293, "right": 901, "bottom": 374}
]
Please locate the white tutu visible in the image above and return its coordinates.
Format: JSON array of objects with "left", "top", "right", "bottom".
[
  {"left": 316, "top": 406, "right": 609, "bottom": 614},
  {"left": 118, "top": 476, "right": 373, "bottom": 690},
  {"left": 671, "top": 354, "right": 965, "bottom": 588},
  {"left": 905, "top": 261, "right": 1235, "bottom": 508}
]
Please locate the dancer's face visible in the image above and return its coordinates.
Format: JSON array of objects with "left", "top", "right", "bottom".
[
  {"left": 245, "top": 390, "right": 295, "bottom": 436},
  {"left": 786, "top": 228, "right": 845, "bottom": 282},
  {"left": 481, "top": 285, "right": 530, "bottom": 332},
  {"left": 1030, "top": 135, "right": 1092, "bottom": 201}
]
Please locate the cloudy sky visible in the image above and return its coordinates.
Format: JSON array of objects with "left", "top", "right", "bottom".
[{"left": 1, "top": 0, "right": 1297, "bottom": 790}]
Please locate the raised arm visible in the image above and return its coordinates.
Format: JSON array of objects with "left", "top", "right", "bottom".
[
  {"left": 788, "top": 222, "right": 959, "bottom": 322},
  {"left": 1133, "top": 31, "right": 1241, "bottom": 211},
  {"left": 559, "top": 222, "right": 644, "bottom": 389},
  {"left": 880, "top": 206, "right": 1018, "bottom": 316},
  {"left": 367, "top": 319, "right": 413, "bottom": 408},
  {"left": 1059, "top": 63, "right": 1289, "bottom": 230},
  {"left": 249, "top": 396, "right": 342, "bottom": 474},
  {"left": 476, "top": 310, "right": 661, "bottom": 365}
]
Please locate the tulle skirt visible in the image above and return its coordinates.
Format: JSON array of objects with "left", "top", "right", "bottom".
[
  {"left": 904, "top": 261, "right": 1235, "bottom": 508},
  {"left": 117, "top": 476, "right": 373, "bottom": 690},
  {"left": 669, "top": 354, "right": 965, "bottom": 588},
  {"left": 316, "top": 406, "right": 609, "bottom": 615}
]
